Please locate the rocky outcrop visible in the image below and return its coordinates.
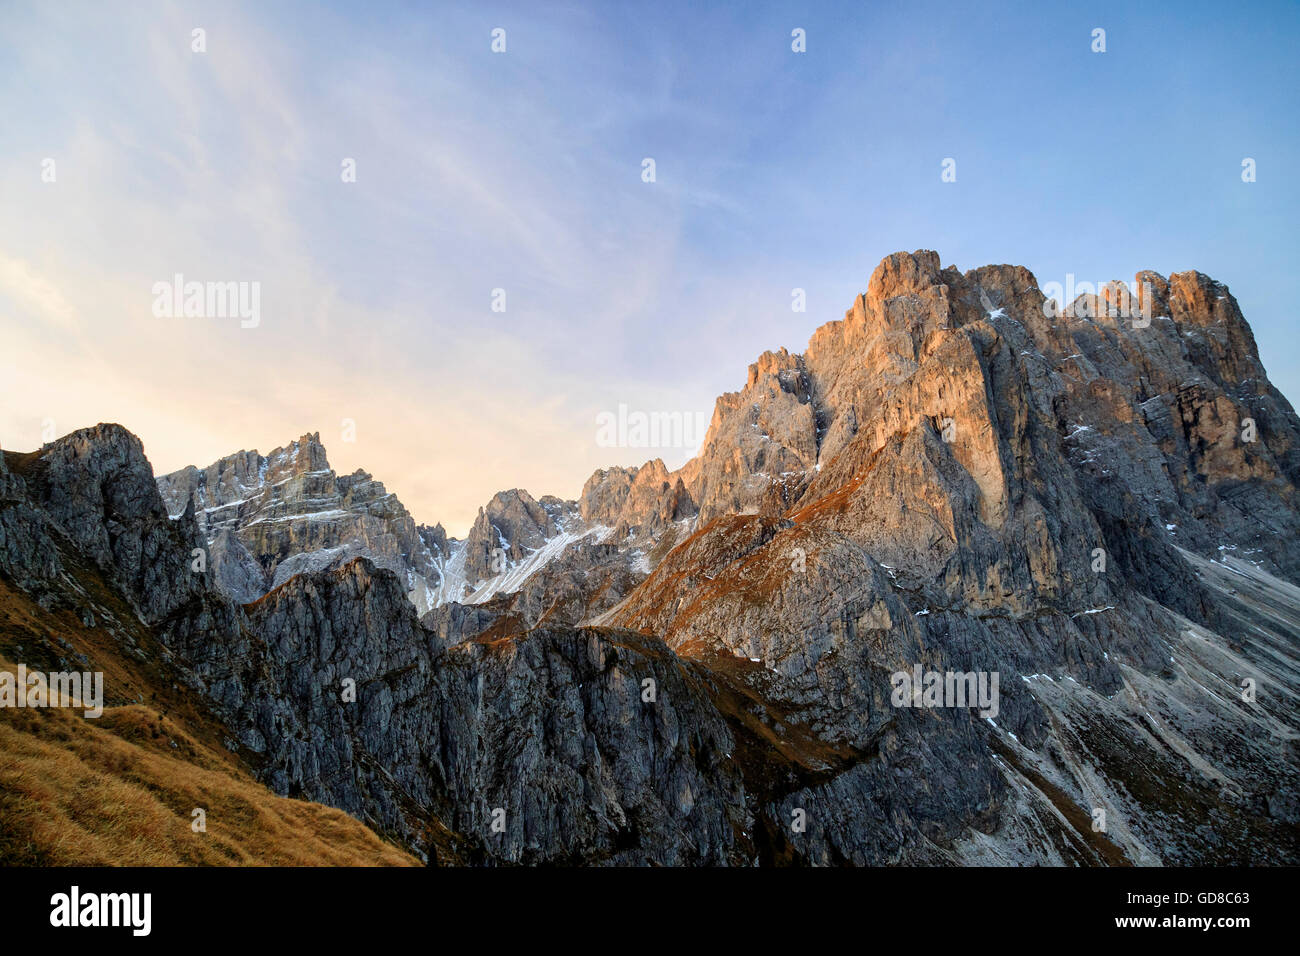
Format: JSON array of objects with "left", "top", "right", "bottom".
[
  {"left": 460, "top": 488, "right": 560, "bottom": 585},
  {"left": 677, "top": 349, "right": 819, "bottom": 525},
  {"left": 9, "top": 425, "right": 209, "bottom": 623},
  {"left": 580, "top": 460, "right": 697, "bottom": 541},
  {"left": 157, "top": 434, "right": 443, "bottom": 608}
]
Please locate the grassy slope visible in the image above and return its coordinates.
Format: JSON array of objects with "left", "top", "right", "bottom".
[
  {"left": 0, "top": 561, "right": 419, "bottom": 866},
  {"left": 0, "top": 684, "right": 417, "bottom": 866}
]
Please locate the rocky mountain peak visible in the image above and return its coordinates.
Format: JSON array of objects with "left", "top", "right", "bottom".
[
  {"left": 462, "top": 487, "right": 559, "bottom": 583},
  {"left": 265, "top": 431, "right": 331, "bottom": 477},
  {"left": 865, "top": 248, "right": 944, "bottom": 302},
  {"left": 6, "top": 423, "right": 211, "bottom": 623},
  {"left": 156, "top": 432, "right": 439, "bottom": 608}
]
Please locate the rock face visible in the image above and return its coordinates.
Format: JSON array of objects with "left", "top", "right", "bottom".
[
  {"left": 157, "top": 434, "right": 443, "bottom": 608},
  {"left": 601, "top": 251, "right": 1300, "bottom": 862},
  {"left": 240, "top": 564, "right": 747, "bottom": 864},
  {"left": 5, "top": 250, "right": 1299, "bottom": 866},
  {"left": 460, "top": 489, "right": 560, "bottom": 585},
  {"left": 3, "top": 430, "right": 744, "bottom": 863},
  {"left": 579, "top": 461, "right": 698, "bottom": 540},
  {"left": 679, "top": 348, "right": 819, "bottom": 525},
  {"left": 156, "top": 437, "right": 681, "bottom": 623},
  {"left": 8, "top": 425, "right": 209, "bottom": 623}
]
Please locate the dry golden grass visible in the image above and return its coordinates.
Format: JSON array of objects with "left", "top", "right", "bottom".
[
  {"left": 0, "top": 505, "right": 425, "bottom": 867},
  {"left": 0, "top": 545, "right": 422, "bottom": 867},
  {"left": 0, "top": 546, "right": 418, "bottom": 868},
  {"left": 0, "top": 668, "right": 419, "bottom": 866}
]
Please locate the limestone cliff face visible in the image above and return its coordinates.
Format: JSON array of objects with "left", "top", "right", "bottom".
[
  {"left": 460, "top": 488, "right": 560, "bottom": 585},
  {"left": 157, "top": 433, "right": 442, "bottom": 607},
  {"left": 240, "top": 563, "right": 747, "bottom": 864},
  {"left": 9, "top": 424, "right": 210, "bottom": 623},
  {"left": 5, "top": 250, "right": 1299, "bottom": 865},
  {"left": 579, "top": 460, "right": 697, "bottom": 541},
  {"left": 599, "top": 250, "right": 1300, "bottom": 862},
  {"left": 661, "top": 250, "right": 1300, "bottom": 595},
  {"left": 679, "top": 348, "right": 819, "bottom": 525}
]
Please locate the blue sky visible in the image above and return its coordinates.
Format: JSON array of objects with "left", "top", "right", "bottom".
[{"left": 1, "top": 0, "right": 1297, "bottom": 533}]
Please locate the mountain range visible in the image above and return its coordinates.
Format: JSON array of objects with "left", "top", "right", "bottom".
[{"left": 3, "top": 250, "right": 1297, "bottom": 865}]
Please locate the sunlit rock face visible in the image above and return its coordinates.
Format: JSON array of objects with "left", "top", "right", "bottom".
[{"left": 606, "top": 250, "right": 1300, "bottom": 863}]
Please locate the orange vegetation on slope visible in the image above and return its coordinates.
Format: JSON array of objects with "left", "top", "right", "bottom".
[{"left": 0, "top": 569, "right": 419, "bottom": 866}]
